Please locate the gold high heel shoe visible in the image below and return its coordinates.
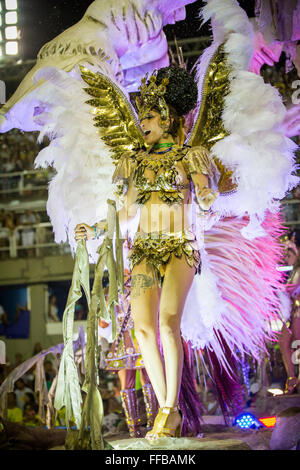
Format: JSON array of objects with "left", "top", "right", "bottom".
[
  {"left": 145, "top": 405, "right": 182, "bottom": 441},
  {"left": 284, "top": 376, "right": 299, "bottom": 395}
]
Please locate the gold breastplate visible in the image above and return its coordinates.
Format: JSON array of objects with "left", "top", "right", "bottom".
[{"left": 133, "top": 146, "right": 190, "bottom": 205}]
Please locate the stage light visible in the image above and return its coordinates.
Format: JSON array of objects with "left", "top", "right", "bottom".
[
  {"left": 258, "top": 416, "right": 276, "bottom": 428},
  {"left": 234, "top": 413, "right": 263, "bottom": 430},
  {"left": 5, "top": 40, "right": 18, "bottom": 55},
  {"left": 0, "top": 0, "right": 20, "bottom": 59},
  {"left": 267, "top": 388, "right": 283, "bottom": 396},
  {"left": 5, "top": 11, "right": 17, "bottom": 24},
  {"left": 5, "top": 25, "right": 17, "bottom": 39},
  {"left": 5, "top": 0, "right": 17, "bottom": 9}
]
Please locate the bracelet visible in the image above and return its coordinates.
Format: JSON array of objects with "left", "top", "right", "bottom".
[{"left": 92, "top": 225, "right": 98, "bottom": 239}]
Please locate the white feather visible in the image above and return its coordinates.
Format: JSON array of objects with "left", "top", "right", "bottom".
[
  {"left": 32, "top": 65, "right": 120, "bottom": 261},
  {"left": 195, "top": 0, "right": 299, "bottom": 238}
]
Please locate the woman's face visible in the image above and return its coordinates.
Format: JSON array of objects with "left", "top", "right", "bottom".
[
  {"left": 24, "top": 405, "right": 35, "bottom": 417},
  {"left": 285, "top": 249, "right": 297, "bottom": 266},
  {"left": 207, "top": 392, "right": 215, "bottom": 403},
  {"left": 140, "top": 109, "right": 169, "bottom": 146}
]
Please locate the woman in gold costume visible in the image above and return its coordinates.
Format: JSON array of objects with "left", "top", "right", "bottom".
[
  {"left": 0, "top": 0, "right": 298, "bottom": 448},
  {"left": 75, "top": 66, "right": 218, "bottom": 439}
]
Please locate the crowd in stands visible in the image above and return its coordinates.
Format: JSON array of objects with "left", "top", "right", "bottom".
[
  {"left": 47, "top": 295, "right": 88, "bottom": 323},
  {"left": 0, "top": 130, "right": 53, "bottom": 197},
  {"left": 0, "top": 345, "right": 125, "bottom": 433},
  {"left": 0, "top": 338, "right": 289, "bottom": 435},
  {"left": 0, "top": 130, "right": 40, "bottom": 174},
  {"left": 0, "top": 208, "right": 67, "bottom": 259},
  {"left": 0, "top": 209, "right": 44, "bottom": 259}
]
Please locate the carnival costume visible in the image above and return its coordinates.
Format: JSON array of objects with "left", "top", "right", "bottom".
[{"left": 1, "top": 0, "right": 299, "bottom": 449}]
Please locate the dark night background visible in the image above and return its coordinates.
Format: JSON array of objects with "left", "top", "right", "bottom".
[{"left": 18, "top": 0, "right": 255, "bottom": 61}]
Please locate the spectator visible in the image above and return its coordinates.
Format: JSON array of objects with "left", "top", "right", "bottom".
[
  {"left": 204, "top": 390, "right": 222, "bottom": 416},
  {"left": 12, "top": 154, "right": 24, "bottom": 172},
  {"left": 0, "top": 209, "right": 5, "bottom": 225},
  {"left": 0, "top": 364, "right": 7, "bottom": 386},
  {"left": 13, "top": 353, "right": 24, "bottom": 368},
  {"left": 33, "top": 342, "right": 43, "bottom": 356},
  {"left": 23, "top": 392, "right": 36, "bottom": 407},
  {"left": 246, "top": 382, "right": 260, "bottom": 409},
  {"left": 48, "top": 295, "right": 59, "bottom": 322},
  {"left": 102, "top": 393, "right": 122, "bottom": 435},
  {"left": 4, "top": 211, "right": 16, "bottom": 232},
  {"left": 55, "top": 406, "right": 75, "bottom": 427},
  {"left": 12, "top": 303, "right": 29, "bottom": 325},
  {"left": 22, "top": 403, "right": 44, "bottom": 427},
  {"left": 0, "top": 211, "right": 12, "bottom": 258},
  {"left": 6, "top": 392, "right": 23, "bottom": 423},
  {"left": 14, "top": 378, "right": 34, "bottom": 410},
  {"left": 0, "top": 304, "right": 8, "bottom": 327},
  {"left": 19, "top": 209, "right": 39, "bottom": 256},
  {"left": 23, "top": 366, "right": 35, "bottom": 390},
  {"left": 74, "top": 302, "right": 86, "bottom": 321},
  {"left": 0, "top": 210, "right": 8, "bottom": 259},
  {"left": 2, "top": 158, "right": 15, "bottom": 173},
  {"left": 44, "top": 360, "right": 56, "bottom": 391}
]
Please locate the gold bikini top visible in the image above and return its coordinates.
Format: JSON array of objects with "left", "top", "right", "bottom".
[
  {"left": 133, "top": 146, "right": 191, "bottom": 205},
  {"left": 112, "top": 144, "right": 217, "bottom": 206}
]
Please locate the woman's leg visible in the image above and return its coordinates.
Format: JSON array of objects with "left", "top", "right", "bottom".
[
  {"left": 118, "top": 369, "right": 136, "bottom": 390},
  {"left": 159, "top": 255, "right": 195, "bottom": 408},
  {"left": 139, "top": 369, "right": 146, "bottom": 387},
  {"left": 131, "top": 260, "right": 166, "bottom": 406},
  {"left": 278, "top": 324, "right": 295, "bottom": 378}
]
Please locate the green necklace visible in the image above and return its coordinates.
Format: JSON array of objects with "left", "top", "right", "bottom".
[{"left": 152, "top": 142, "right": 175, "bottom": 149}]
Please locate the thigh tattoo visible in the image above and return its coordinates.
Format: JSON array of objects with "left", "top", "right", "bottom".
[{"left": 131, "top": 274, "right": 155, "bottom": 298}]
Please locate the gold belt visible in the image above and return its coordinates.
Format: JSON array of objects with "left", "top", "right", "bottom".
[{"left": 129, "top": 231, "right": 201, "bottom": 280}]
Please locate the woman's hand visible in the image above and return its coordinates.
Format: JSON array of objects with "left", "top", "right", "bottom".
[
  {"left": 195, "top": 185, "right": 219, "bottom": 211},
  {"left": 75, "top": 223, "right": 95, "bottom": 242}
]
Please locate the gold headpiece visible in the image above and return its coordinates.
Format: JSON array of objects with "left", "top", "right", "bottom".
[{"left": 136, "top": 73, "right": 170, "bottom": 123}]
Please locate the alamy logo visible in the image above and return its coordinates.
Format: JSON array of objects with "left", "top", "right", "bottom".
[
  {"left": 0, "top": 80, "right": 6, "bottom": 104},
  {"left": 291, "top": 80, "right": 300, "bottom": 105},
  {"left": 0, "top": 340, "right": 6, "bottom": 364},
  {"left": 291, "top": 340, "right": 300, "bottom": 365}
]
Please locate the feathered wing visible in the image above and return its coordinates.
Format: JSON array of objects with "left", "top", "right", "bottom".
[
  {"left": 186, "top": 0, "right": 299, "bottom": 236},
  {"left": 181, "top": 0, "right": 299, "bottom": 377},
  {"left": 33, "top": 65, "right": 144, "bottom": 261},
  {"left": 181, "top": 212, "right": 286, "bottom": 373}
]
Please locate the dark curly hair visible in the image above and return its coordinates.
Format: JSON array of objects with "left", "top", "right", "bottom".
[{"left": 155, "top": 66, "right": 198, "bottom": 117}]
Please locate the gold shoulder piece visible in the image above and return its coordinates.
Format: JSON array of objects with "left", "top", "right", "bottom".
[
  {"left": 182, "top": 146, "right": 212, "bottom": 177},
  {"left": 112, "top": 153, "right": 136, "bottom": 183},
  {"left": 80, "top": 66, "right": 145, "bottom": 164}
]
